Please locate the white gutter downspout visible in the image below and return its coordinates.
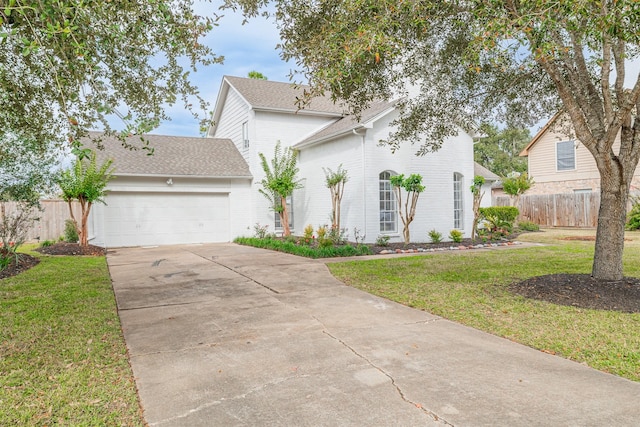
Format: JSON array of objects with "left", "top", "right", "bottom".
[{"left": 353, "top": 128, "right": 368, "bottom": 236}]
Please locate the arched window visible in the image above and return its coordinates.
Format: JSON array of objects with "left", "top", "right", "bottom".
[
  {"left": 379, "top": 171, "right": 397, "bottom": 233},
  {"left": 453, "top": 173, "right": 464, "bottom": 229}
]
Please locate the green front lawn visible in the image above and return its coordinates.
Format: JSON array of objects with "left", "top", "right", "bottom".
[
  {"left": 328, "top": 229, "right": 640, "bottom": 382},
  {"left": 0, "top": 250, "right": 144, "bottom": 426}
]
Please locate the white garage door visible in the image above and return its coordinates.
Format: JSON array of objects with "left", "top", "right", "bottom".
[{"left": 103, "top": 192, "right": 230, "bottom": 247}]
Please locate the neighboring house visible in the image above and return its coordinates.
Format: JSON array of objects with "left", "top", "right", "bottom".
[
  {"left": 209, "top": 76, "right": 476, "bottom": 244},
  {"left": 88, "top": 134, "right": 252, "bottom": 247},
  {"left": 519, "top": 113, "right": 640, "bottom": 195},
  {"left": 473, "top": 162, "right": 500, "bottom": 207}
]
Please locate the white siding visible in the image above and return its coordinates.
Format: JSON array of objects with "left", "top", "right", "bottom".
[
  {"left": 248, "top": 111, "right": 339, "bottom": 234},
  {"left": 296, "top": 110, "right": 475, "bottom": 243},
  {"left": 214, "top": 88, "right": 251, "bottom": 157},
  {"left": 211, "top": 84, "right": 475, "bottom": 242}
]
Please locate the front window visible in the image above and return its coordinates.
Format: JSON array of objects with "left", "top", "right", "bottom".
[
  {"left": 274, "top": 195, "right": 293, "bottom": 230},
  {"left": 242, "top": 121, "right": 249, "bottom": 149},
  {"left": 454, "top": 173, "right": 464, "bottom": 229},
  {"left": 379, "top": 171, "right": 397, "bottom": 233},
  {"left": 557, "top": 140, "right": 576, "bottom": 171}
]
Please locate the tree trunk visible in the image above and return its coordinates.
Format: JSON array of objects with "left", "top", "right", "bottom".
[
  {"left": 402, "top": 225, "right": 410, "bottom": 244},
  {"left": 80, "top": 201, "right": 92, "bottom": 247},
  {"left": 335, "top": 192, "right": 341, "bottom": 232},
  {"left": 280, "top": 196, "right": 291, "bottom": 236},
  {"left": 592, "top": 175, "right": 629, "bottom": 280}
]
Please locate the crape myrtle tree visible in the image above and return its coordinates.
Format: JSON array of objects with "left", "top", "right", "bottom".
[
  {"left": 502, "top": 172, "right": 534, "bottom": 209},
  {"left": 470, "top": 175, "right": 485, "bottom": 240},
  {"left": 258, "top": 142, "right": 302, "bottom": 237},
  {"left": 226, "top": 0, "right": 640, "bottom": 281},
  {"left": 57, "top": 152, "right": 114, "bottom": 247},
  {"left": 0, "top": 1, "right": 221, "bottom": 158},
  {"left": 390, "top": 173, "right": 425, "bottom": 244},
  {"left": 323, "top": 164, "right": 348, "bottom": 232}
]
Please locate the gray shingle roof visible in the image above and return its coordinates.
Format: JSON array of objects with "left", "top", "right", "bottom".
[
  {"left": 225, "top": 76, "right": 345, "bottom": 115},
  {"left": 474, "top": 162, "right": 500, "bottom": 181},
  {"left": 295, "top": 99, "right": 396, "bottom": 147},
  {"left": 88, "top": 133, "right": 251, "bottom": 178}
]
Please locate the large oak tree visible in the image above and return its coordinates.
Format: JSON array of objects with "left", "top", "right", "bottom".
[
  {"left": 0, "top": 0, "right": 221, "bottom": 155},
  {"left": 227, "top": 0, "right": 640, "bottom": 281}
]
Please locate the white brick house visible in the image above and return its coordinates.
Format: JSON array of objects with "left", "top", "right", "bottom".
[
  {"left": 87, "top": 76, "right": 478, "bottom": 247},
  {"left": 209, "top": 76, "right": 476, "bottom": 244}
]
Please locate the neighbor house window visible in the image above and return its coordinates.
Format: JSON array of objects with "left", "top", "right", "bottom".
[
  {"left": 379, "top": 171, "right": 397, "bottom": 233},
  {"left": 274, "top": 195, "right": 293, "bottom": 230},
  {"left": 557, "top": 140, "right": 576, "bottom": 171},
  {"left": 242, "top": 121, "right": 249, "bottom": 149},
  {"left": 453, "top": 173, "right": 464, "bottom": 229}
]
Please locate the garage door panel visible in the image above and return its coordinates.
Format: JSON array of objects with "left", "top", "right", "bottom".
[{"left": 103, "top": 192, "right": 230, "bottom": 247}]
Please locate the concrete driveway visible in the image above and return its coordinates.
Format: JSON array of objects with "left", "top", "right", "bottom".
[{"left": 107, "top": 243, "right": 640, "bottom": 426}]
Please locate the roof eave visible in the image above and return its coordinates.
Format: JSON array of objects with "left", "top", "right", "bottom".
[
  {"left": 253, "top": 106, "right": 344, "bottom": 117},
  {"left": 520, "top": 112, "right": 562, "bottom": 157},
  {"left": 113, "top": 173, "right": 253, "bottom": 179},
  {"left": 294, "top": 104, "right": 396, "bottom": 150}
]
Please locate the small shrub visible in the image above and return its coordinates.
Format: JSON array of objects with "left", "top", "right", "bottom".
[
  {"left": 0, "top": 250, "right": 14, "bottom": 270},
  {"left": 252, "top": 222, "right": 270, "bottom": 239},
  {"left": 428, "top": 229, "right": 443, "bottom": 243},
  {"left": 315, "top": 225, "right": 335, "bottom": 247},
  {"left": 328, "top": 225, "right": 348, "bottom": 245},
  {"left": 376, "top": 235, "right": 390, "bottom": 246},
  {"left": 0, "top": 202, "right": 39, "bottom": 255},
  {"left": 353, "top": 227, "right": 366, "bottom": 245},
  {"left": 40, "top": 240, "right": 55, "bottom": 247},
  {"left": 477, "top": 225, "right": 509, "bottom": 241},
  {"left": 284, "top": 235, "right": 297, "bottom": 244},
  {"left": 316, "top": 225, "right": 327, "bottom": 241},
  {"left": 449, "top": 229, "right": 463, "bottom": 243},
  {"left": 64, "top": 219, "right": 79, "bottom": 243},
  {"left": 479, "top": 206, "right": 519, "bottom": 232},
  {"left": 303, "top": 224, "right": 314, "bottom": 239},
  {"left": 319, "top": 238, "right": 334, "bottom": 248},
  {"left": 626, "top": 196, "right": 640, "bottom": 230},
  {"left": 518, "top": 220, "right": 540, "bottom": 232}
]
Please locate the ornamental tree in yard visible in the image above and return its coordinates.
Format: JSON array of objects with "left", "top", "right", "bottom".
[
  {"left": 323, "top": 165, "right": 348, "bottom": 232},
  {"left": 57, "top": 152, "right": 114, "bottom": 247},
  {"left": 502, "top": 172, "right": 534, "bottom": 213},
  {"left": 390, "top": 174, "right": 425, "bottom": 244},
  {"left": 470, "top": 175, "right": 485, "bottom": 240},
  {"left": 228, "top": 0, "right": 640, "bottom": 281},
  {"left": 0, "top": 1, "right": 220, "bottom": 158},
  {"left": 258, "top": 142, "right": 302, "bottom": 237},
  {"left": 0, "top": 134, "right": 59, "bottom": 260}
]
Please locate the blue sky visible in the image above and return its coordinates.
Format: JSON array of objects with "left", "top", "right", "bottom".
[{"left": 152, "top": 3, "right": 290, "bottom": 136}]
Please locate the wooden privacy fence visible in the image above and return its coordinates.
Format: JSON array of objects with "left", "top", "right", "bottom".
[
  {"left": 1, "top": 199, "right": 81, "bottom": 242},
  {"left": 495, "top": 193, "right": 601, "bottom": 227}
]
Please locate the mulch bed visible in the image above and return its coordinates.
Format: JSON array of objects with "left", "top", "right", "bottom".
[
  {"left": 511, "top": 274, "right": 640, "bottom": 313},
  {"left": 0, "top": 243, "right": 105, "bottom": 280},
  {"left": 368, "top": 238, "right": 504, "bottom": 254},
  {"left": 35, "top": 242, "right": 106, "bottom": 256},
  {"left": 0, "top": 253, "right": 40, "bottom": 280}
]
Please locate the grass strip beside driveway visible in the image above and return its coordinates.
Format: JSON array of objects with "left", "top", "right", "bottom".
[
  {"left": 327, "top": 234, "right": 640, "bottom": 382},
  {"left": 0, "top": 251, "right": 144, "bottom": 426}
]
